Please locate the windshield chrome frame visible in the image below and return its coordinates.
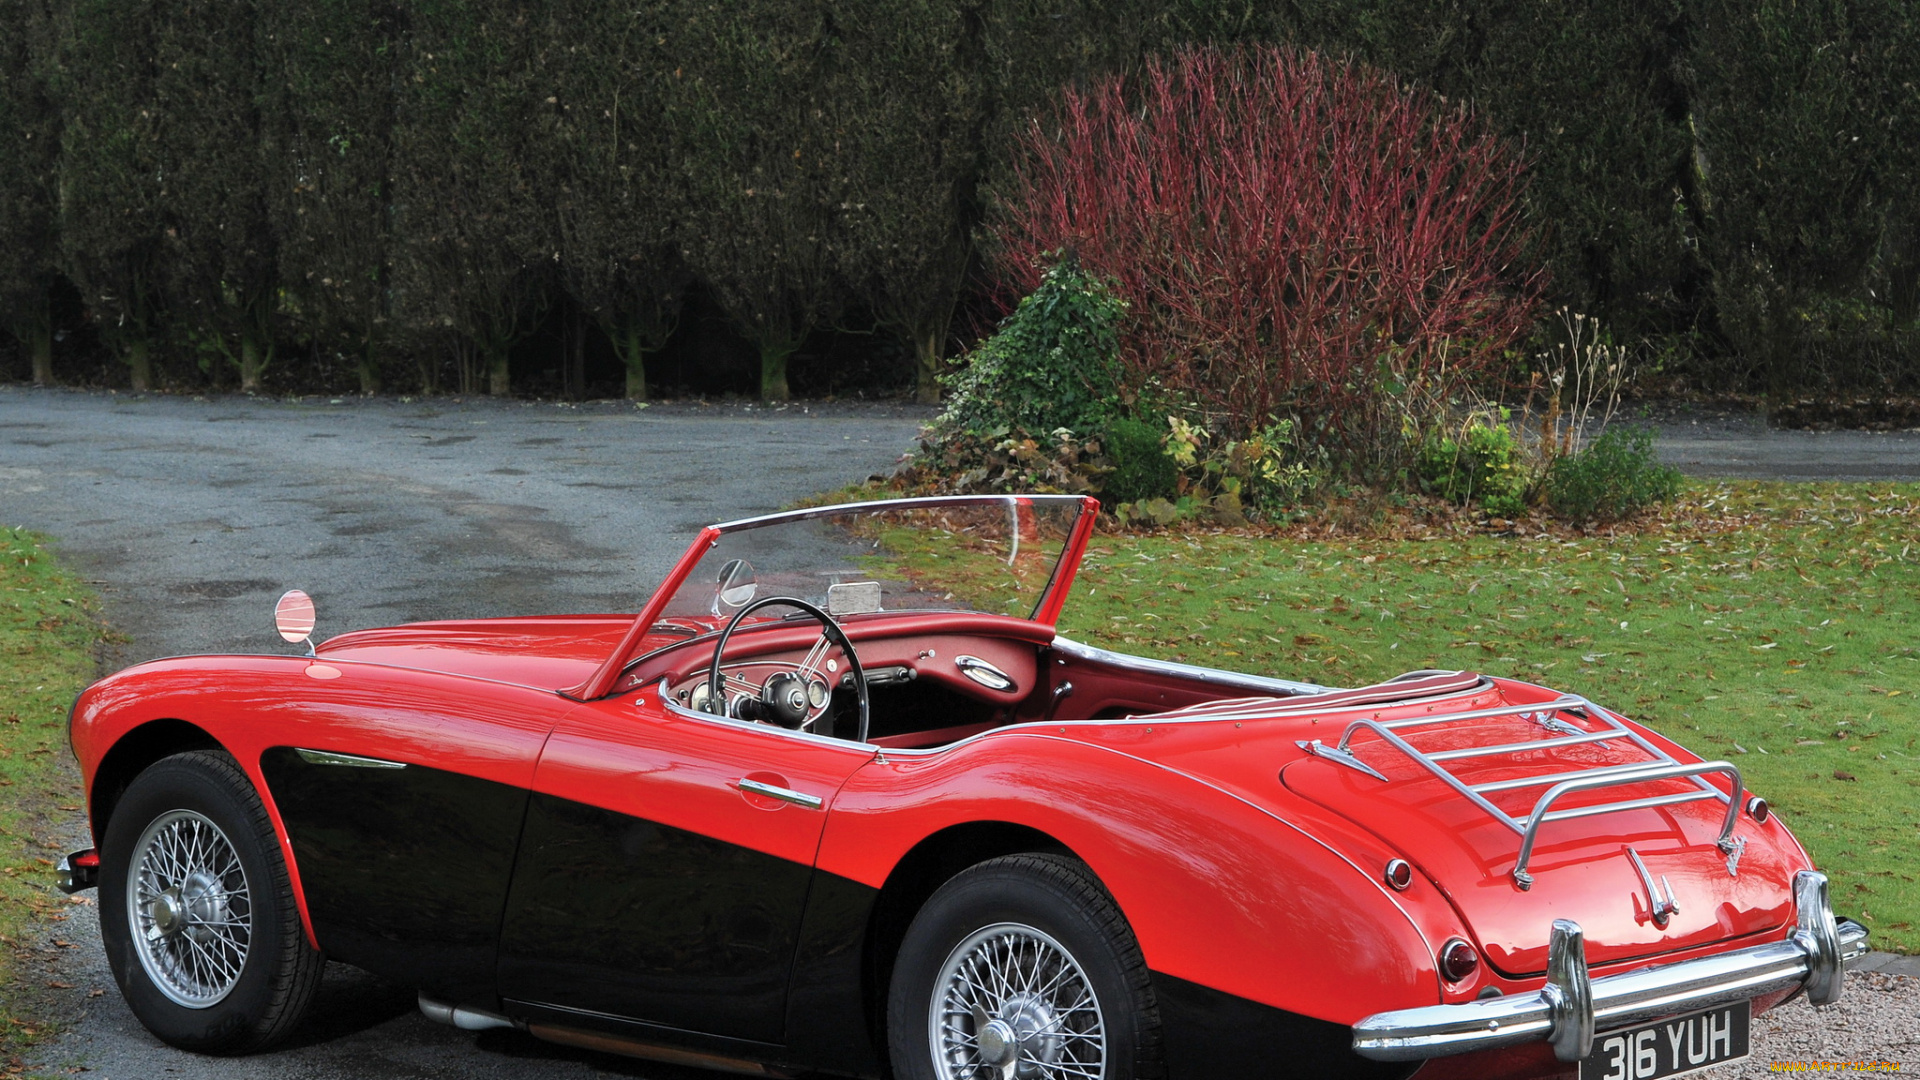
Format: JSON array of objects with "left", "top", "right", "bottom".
[{"left": 571, "top": 494, "right": 1098, "bottom": 700}]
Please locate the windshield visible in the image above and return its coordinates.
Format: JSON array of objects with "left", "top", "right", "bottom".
[{"left": 655, "top": 496, "right": 1093, "bottom": 632}]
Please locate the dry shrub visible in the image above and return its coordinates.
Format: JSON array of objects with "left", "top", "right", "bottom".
[{"left": 991, "top": 44, "right": 1545, "bottom": 475}]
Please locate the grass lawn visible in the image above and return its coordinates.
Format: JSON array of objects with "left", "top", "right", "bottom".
[
  {"left": 904, "top": 481, "right": 1920, "bottom": 953},
  {"left": 0, "top": 528, "right": 104, "bottom": 1060}
]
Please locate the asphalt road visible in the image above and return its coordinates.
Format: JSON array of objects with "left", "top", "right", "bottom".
[
  {"left": 1, "top": 387, "right": 934, "bottom": 1080},
  {"left": 1638, "top": 402, "right": 1920, "bottom": 480},
  {"left": 2, "top": 387, "right": 1916, "bottom": 1080}
]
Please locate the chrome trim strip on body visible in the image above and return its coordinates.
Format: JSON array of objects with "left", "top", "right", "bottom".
[
  {"left": 1048, "top": 637, "right": 1330, "bottom": 697},
  {"left": 1352, "top": 871, "right": 1868, "bottom": 1063},
  {"left": 656, "top": 680, "right": 879, "bottom": 755},
  {"left": 735, "top": 778, "right": 825, "bottom": 810},
  {"left": 293, "top": 748, "right": 408, "bottom": 769}
]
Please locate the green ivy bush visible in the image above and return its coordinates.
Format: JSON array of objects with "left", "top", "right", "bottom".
[
  {"left": 933, "top": 254, "right": 1125, "bottom": 439},
  {"left": 1545, "top": 425, "right": 1682, "bottom": 524}
]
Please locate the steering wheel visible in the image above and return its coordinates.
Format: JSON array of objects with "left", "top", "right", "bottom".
[{"left": 705, "top": 596, "right": 870, "bottom": 743}]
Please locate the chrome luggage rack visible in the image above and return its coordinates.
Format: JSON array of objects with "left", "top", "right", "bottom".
[{"left": 1297, "top": 694, "right": 1745, "bottom": 889}]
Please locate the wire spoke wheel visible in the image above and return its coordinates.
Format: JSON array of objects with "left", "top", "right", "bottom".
[
  {"left": 930, "top": 921, "right": 1107, "bottom": 1080},
  {"left": 126, "top": 809, "right": 253, "bottom": 1008}
]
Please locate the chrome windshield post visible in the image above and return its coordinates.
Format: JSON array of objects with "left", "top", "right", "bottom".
[
  {"left": 1794, "top": 871, "right": 1843, "bottom": 1006},
  {"left": 1542, "top": 919, "right": 1594, "bottom": 1062}
]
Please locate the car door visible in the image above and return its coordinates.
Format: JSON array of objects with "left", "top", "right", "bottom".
[
  {"left": 496, "top": 685, "right": 874, "bottom": 1045},
  {"left": 257, "top": 677, "right": 569, "bottom": 1005}
]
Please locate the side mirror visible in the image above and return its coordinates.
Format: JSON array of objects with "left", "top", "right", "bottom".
[{"left": 274, "top": 590, "right": 317, "bottom": 655}]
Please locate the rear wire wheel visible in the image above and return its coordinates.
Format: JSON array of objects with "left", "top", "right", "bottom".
[
  {"left": 889, "top": 853, "right": 1164, "bottom": 1080},
  {"left": 99, "top": 750, "right": 323, "bottom": 1053}
]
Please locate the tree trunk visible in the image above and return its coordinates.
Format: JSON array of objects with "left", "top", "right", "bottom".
[
  {"left": 613, "top": 325, "right": 648, "bottom": 401},
  {"left": 127, "top": 337, "right": 153, "bottom": 392},
  {"left": 488, "top": 348, "right": 511, "bottom": 396},
  {"left": 1761, "top": 282, "right": 1800, "bottom": 405},
  {"left": 760, "top": 342, "right": 793, "bottom": 401},
  {"left": 419, "top": 347, "right": 441, "bottom": 395},
  {"left": 240, "top": 334, "right": 267, "bottom": 393},
  {"left": 29, "top": 320, "right": 53, "bottom": 387},
  {"left": 560, "top": 307, "right": 579, "bottom": 399},
  {"left": 913, "top": 326, "right": 942, "bottom": 404},
  {"left": 357, "top": 337, "right": 382, "bottom": 395},
  {"left": 452, "top": 339, "right": 474, "bottom": 395}
]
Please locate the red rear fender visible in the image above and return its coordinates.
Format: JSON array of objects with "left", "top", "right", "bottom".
[{"left": 819, "top": 733, "right": 1460, "bottom": 1025}]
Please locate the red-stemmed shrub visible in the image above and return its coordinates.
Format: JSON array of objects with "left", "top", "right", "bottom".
[{"left": 991, "top": 45, "right": 1544, "bottom": 468}]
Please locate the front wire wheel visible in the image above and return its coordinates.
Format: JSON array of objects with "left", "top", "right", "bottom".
[
  {"left": 128, "top": 809, "right": 253, "bottom": 1008},
  {"left": 933, "top": 922, "right": 1107, "bottom": 1080},
  {"left": 100, "top": 750, "right": 322, "bottom": 1053}
]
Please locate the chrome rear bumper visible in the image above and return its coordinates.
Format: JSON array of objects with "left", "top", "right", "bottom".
[{"left": 1353, "top": 871, "right": 1869, "bottom": 1063}]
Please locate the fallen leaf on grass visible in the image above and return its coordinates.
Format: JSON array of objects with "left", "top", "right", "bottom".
[
  {"left": 1834, "top": 770, "right": 1858, "bottom": 781},
  {"left": 44, "top": 981, "right": 70, "bottom": 990}
]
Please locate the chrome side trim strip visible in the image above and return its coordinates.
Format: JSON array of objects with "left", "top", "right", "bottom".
[
  {"left": 293, "top": 748, "right": 407, "bottom": 769},
  {"left": 1352, "top": 872, "right": 1868, "bottom": 1063},
  {"left": 1048, "top": 637, "right": 1330, "bottom": 696},
  {"left": 657, "top": 680, "right": 877, "bottom": 755},
  {"left": 736, "top": 778, "right": 824, "bottom": 810}
]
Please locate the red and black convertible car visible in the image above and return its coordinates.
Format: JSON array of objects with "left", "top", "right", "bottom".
[{"left": 62, "top": 494, "right": 1865, "bottom": 1079}]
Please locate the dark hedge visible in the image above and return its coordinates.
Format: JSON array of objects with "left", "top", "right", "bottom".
[{"left": 1, "top": 0, "right": 1915, "bottom": 399}]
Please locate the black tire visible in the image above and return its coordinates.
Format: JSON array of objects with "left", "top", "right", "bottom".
[
  {"left": 99, "top": 750, "right": 323, "bottom": 1054},
  {"left": 888, "top": 853, "right": 1164, "bottom": 1080}
]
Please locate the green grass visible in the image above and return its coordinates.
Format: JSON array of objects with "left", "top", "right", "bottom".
[
  {"left": 0, "top": 528, "right": 105, "bottom": 1059},
  {"left": 908, "top": 481, "right": 1920, "bottom": 953}
]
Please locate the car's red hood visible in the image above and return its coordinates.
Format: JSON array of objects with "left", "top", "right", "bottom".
[
  {"left": 318, "top": 615, "right": 634, "bottom": 691},
  {"left": 1061, "top": 673, "right": 1802, "bottom": 977}
]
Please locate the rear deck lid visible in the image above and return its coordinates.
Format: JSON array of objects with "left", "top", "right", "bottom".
[{"left": 1280, "top": 677, "right": 1794, "bottom": 975}]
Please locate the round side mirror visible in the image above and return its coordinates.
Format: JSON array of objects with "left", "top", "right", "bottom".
[{"left": 274, "top": 590, "right": 317, "bottom": 644}]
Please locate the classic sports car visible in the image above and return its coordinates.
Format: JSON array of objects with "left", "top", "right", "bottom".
[{"left": 62, "top": 494, "right": 1866, "bottom": 1079}]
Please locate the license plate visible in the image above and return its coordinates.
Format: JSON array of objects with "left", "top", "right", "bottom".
[{"left": 1578, "top": 1002, "right": 1751, "bottom": 1080}]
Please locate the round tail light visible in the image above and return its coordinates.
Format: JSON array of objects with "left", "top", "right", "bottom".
[{"left": 1440, "top": 938, "right": 1479, "bottom": 982}]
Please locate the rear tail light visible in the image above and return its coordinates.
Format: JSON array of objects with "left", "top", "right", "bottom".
[{"left": 1440, "top": 938, "right": 1479, "bottom": 982}]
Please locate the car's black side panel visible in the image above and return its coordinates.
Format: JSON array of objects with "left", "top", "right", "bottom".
[
  {"left": 1153, "top": 971, "right": 1420, "bottom": 1080},
  {"left": 497, "top": 792, "right": 814, "bottom": 1044},
  {"left": 783, "top": 870, "right": 883, "bottom": 1076},
  {"left": 259, "top": 747, "right": 528, "bottom": 1004}
]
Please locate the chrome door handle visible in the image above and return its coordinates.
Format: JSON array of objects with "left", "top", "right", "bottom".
[{"left": 736, "top": 778, "right": 823, "bottom": 810}]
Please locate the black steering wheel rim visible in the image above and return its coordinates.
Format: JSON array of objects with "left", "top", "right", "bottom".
[{"left": 706, "top": 595, "right": 871, "bottom": 744}]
